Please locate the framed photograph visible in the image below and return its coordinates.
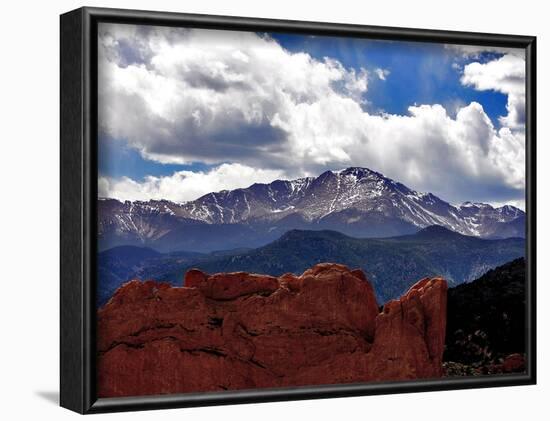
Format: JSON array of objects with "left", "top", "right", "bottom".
[{"left": 60, "top": 7, "right": 536, "bottom": 414}]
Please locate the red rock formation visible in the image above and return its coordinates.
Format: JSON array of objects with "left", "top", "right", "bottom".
[
  {"left": 97, "top": 263, "right": 447, "bottom": 397},
  {"left": 502, "top": 353, "right": 526, "bottom": 373}
]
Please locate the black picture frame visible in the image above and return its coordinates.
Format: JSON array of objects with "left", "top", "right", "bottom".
[{"left": 60, "top": 6, "right": 537, "bottom": 414}]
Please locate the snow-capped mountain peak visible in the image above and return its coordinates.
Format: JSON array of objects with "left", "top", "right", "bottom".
[{"left": 98, "top": 167, "right": 525, "bottom": 252}]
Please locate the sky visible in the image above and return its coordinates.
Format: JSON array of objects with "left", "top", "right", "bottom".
[{"left": 97, "top": 23, "right": 526, "bottom": 209}]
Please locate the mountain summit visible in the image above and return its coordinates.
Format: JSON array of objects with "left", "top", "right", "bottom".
[{"left": 98, "top": 167, "right": 525, "bottom": 252}]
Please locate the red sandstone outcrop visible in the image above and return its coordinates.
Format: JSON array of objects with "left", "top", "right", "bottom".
[
  {"left": 97, "top": 263, "right": 447, "bottom": 397},
  {"left": 502, "top": 353, "right": 526, "bottom": 373}
]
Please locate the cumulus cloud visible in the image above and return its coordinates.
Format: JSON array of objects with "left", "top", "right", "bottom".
[
  {"left": 98, "top": 24, "right": 525, "bottom": 205},
  {"left": 98, "top": 163, "right": 284, "bottom": 202},
  {"left": 461, "top": 54, "right": 526, "bottom": 130},
  {"left": 447, "top": 44, "right": 525, "bottom": 131},
  {"left": 98, "top": 24, "right": 369, "bottom": 166}
]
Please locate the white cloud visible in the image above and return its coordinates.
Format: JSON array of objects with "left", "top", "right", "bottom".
[
  {"left": 461, "top": 54, "right": 525, "bottom": 130},
  {"left": 98, "top": 24, "right": 525, "bottom": 205},
  {"left": 98, "top": 24, "right": 369, "bottom": 166},
  {"left": 445, "top": 44, "right": 525, "bottom": 59},
  {"left": 374, "top": 68, "right": 390, "bottom": 80},
  {"left": 98, "top": 163, "right": 284, "bottom": 202},
  {"left": 488, "top": 199, "right": 525, "bottom": 211}
]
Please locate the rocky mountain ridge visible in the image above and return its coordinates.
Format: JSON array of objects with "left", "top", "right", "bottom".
[
  {"left": 99, "top": 167, "right": 525, "bottom": 252},
  {"left": 97, "top": 225, "right": 525, "bottom": 305}
]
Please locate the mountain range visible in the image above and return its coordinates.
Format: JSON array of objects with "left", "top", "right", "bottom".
[
  {"left": 98, "top": 167, "right": 525, "bottom": 253},
  {"left": 98, "top": 225, "right": 525, "bottom": 305}
]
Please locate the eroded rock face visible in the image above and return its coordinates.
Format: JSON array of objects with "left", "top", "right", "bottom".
[{"left": 97, "top": 263, "right": 447, "bottom": 397}]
